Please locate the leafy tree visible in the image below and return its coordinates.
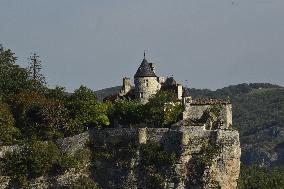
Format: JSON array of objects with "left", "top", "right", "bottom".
[
  {"left": 3, "top": 141, "right": 61, "bottom": 187},
  {"left": 66, "top": 86, "right": 111, "bottom": 131},
  {"left": 0, "top": 102, "right": 20, "bottom": 145},
  {"left": 144, "top": 91, "right": 183, "bottom": 127},
  {"left": 3, "top": 141, "right": 90, "bottom": 188},
  {"left": 110, "top": 100, "right": 144, "bottom": 126},
  {"left": 0, "top": 46, "right": 33, "bottom": 100},
  {"left": 45, "top": 86, "right": 68, "bottom": 101},
  {"left": 13, "top": 91, "right": 70, "bottom": 140}
]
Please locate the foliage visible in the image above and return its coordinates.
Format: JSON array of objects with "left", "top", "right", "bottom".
[
  {"left": 72, "top": 176, "right": 101, "bottom": 189},
  {"left": 67, "top": 86, "right": 111, "bottom": 131},
  {"left": 2, "top": 141, "right": 89, "bottom": 187},
  {"left": 91, "top": 139, "right": 138, "bottom": 188},
  {"left": 45, "top": 86, "right": 68, "bottom": 101},
  {"left": 139, "top": 142, "right": 176, "bottom": 189},
  {"left": 92, "top": 139, "right": 138, "bottom": 166},
  {"left": 0, "top": 48, "right": 33, "bottom": 100},
  {"left": 140, "top": 142, "right": 176, "bottom": 167},
  {"left": 237, "top": 165, "right": 284, "bottom": 189},
  {"left": 28, "top": 53, "right": 46, "bottom": 88},
  {"left": 12, "top": 91, "right": 70, "bottom": 140},
  {"left": 144, "top": 91, "right": 183, "bottom": 127},
  {"left": 0, "top": 102, "right": 20, "bottom": 145},
  {"left": 55, "top": 148, "right": 91, "bottom": 174},
  {"left": 3, "top": 141, "right": 60, "bottom": 187},
  {"left": 110, "top": 100, "right": 144, "bottom": 125},
  {"left": 199, "top": 142, "right": 222, "bottom": 166}
]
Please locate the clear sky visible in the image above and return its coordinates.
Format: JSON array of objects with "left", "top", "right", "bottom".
[{"left": 1, "top": 0, "right": 283, "bottom": 91}]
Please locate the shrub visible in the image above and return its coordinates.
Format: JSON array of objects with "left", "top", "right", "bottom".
[
  {"left": 72, "top": 176, "right": 101, "bottom": 189},
  {"left": 0, "top": 102, "right": 20, "bottom": 145},
  {"left": 2, "top": 141, "right": 89, "bottom": 187}
]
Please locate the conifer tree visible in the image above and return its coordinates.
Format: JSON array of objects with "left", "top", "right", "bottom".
[{"left": 28, "top": 53, "right": 46, "bottom": 86}]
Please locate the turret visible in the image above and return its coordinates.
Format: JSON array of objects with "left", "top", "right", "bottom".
[
  {"left": 119, "top": 77, "right": 132, "bottom": 96},
  {"left": 134, "top": 54, "right": 161, "bottom": 104}
]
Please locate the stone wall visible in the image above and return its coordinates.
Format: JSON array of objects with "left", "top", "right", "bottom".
[
  {"left": 183, "top": 103, "right": 233, "bottom": 129},
  {"left": 119, "top": 77, "right": 132, "bottom": 96}
]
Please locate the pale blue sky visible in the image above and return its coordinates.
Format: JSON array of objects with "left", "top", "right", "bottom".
[{"left": 1, "top": 0, "right": 283, "bottom": 91}]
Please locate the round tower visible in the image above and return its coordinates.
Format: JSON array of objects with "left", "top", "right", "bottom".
[{"left": 134, "top": 55, "right": 161, "bottom": 104}]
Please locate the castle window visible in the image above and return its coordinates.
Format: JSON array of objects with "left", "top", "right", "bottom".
[
  {"left": 140, "top": 92, "right": 144, "bottom": 98},
  {"left": 146, "top": 79, "right": 149, "bottom": 87}
]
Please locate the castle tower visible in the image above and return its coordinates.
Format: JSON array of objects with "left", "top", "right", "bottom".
[{"left": 134, "top": 54, "right": 161, "bottom": 104}]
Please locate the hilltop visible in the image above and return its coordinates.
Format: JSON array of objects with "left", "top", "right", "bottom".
[{"left": 95, "top": 83, "right": 284, "bottom": 167}]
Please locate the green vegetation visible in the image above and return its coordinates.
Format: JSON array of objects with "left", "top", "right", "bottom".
[
  {"left": 144, "top": 91, "right": 184, "bottom": 127},
  {"left": 2, "top": 141, "right": 90, "bottom": 187},
  {"left": 109, "top": 91, "right": 184, "bottom": 127},
  {"left": 91, "top": 138, "right": 138, "bottom": 188},
  {"left": 0, "top": 102, "right": 20, "bottom": 145},
  {"left": 72, "top": 176, "right": 101, "bottom": 189},
  {"left": 199, "top": 142, "right": 222, "bottom": 166},
  {"left": 110, "top": 99, "right": 144, "bottom": 125},
  {"left": 237, "top": 166, "right": 284, "bottom": 189},
  {"left": 139, "top": 142, "right": 176, "bottom": 189}
]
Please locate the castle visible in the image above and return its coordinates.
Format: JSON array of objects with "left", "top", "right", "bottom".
[
  {"left": 113, "top": 53, "right": 233, "bottom": 130},
  {"left": 0, "top": 54, "right": 240, "bottom": 189}
]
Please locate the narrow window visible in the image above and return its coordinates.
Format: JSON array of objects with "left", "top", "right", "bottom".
[{"left": 140, "top": 92, "right": 144, "bottom": 98}]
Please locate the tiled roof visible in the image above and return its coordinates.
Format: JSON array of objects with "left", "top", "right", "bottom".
[{"left": 191, "top": 98, "right": 231, "bottom": 105}]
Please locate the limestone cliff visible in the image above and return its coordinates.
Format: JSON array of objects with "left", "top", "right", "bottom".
[{"left": 0, "top": 126, "right": 240, "bottom": 189}]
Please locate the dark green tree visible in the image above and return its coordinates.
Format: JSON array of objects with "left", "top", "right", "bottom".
[
  {"left": 28, "top": 53, "right": 46, "bottom": 86},
  {"left": 66, "top": 86, "right": 111, "bottom": 132},
  {"left": 0, "top": 45, "right": 33, "bottom": 100},
  {"left": 0, "top": 102, "right": 20, "bottom": 145},
  {"left": 110, "top": 100, "right": 144, "bottom": 126},
  {"left": 144, "top": 91, "right": 183, "bottom": 127}
]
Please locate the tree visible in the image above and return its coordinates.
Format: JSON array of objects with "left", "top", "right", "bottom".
[
  {"left": 144, "top": 91, "right": 183, "bottom": 127},
  {"left": 28, "top": 53, "right": 46, "bottom": 88},
  {"left": 3, "top": 141, "right": 61, "bottom": 187},
  {"left": 13, "top": 91, "right": 70, "bottom": 140},
  {"left": 0, "top": 45, "right": 33, "bottom": 100},
  {"left": 110, "top": 100, "right": 144, "bottom": 126},
  {"left": 66, "top": 86, "right": 111, "bottom": 132},
  {"left": 0, "top": 102, "right": 20, "bottom": 145}
]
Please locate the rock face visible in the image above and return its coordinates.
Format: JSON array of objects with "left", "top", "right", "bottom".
[
  {"left": 87, "top": 127, "right": 240, "bottom": 189},
  {"left": 0, "top": 127, "right": 241, "bottom": 189}
]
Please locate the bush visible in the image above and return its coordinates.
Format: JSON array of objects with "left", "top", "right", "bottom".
[
  {"left": 2, "top": 141, "right": 89, "bottom": 187},
  {"left": 237, "top": 165, "right": 284, "bottom": 189},
  {"left": 0, "top": 103, "right": 20, "bottom": 145},
  {"left": 139, "top": 142, "right": 176, "bottom": 189},
  {"left": 144, "top": 91, "right": 184, "bottom": 127},
  {"left": 140, "top": 142, "right": 176, "bottom": 167},
  {"left": 72, "top": 176, "right": 101, "bottom": 189}
]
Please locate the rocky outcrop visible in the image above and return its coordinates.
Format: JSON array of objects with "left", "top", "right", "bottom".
[{"left": 0, "top": 127, "right": 241, "bottom": 189}]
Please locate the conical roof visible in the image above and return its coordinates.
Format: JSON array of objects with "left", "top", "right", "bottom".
[{"left": 134, "top": 58, "right": 157, "bottom": 78}]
